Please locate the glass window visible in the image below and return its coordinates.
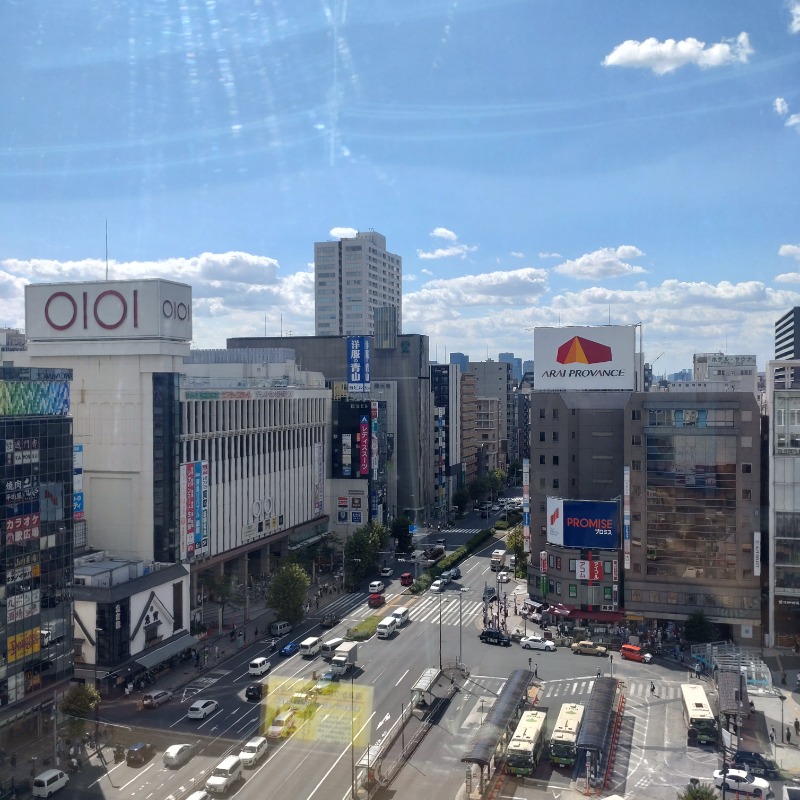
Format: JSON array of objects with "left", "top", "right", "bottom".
[{"left": 569, "top": 584, "right": 577, "bottom": 598}]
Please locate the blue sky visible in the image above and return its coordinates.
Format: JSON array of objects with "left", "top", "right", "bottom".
[{"left": 2, "top": 0, "right": 800, "bottom": 376}]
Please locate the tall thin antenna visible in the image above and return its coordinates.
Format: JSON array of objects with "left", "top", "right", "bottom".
[
  {"left": 105, "top": 219, "right": 109, "bottom": 280},
  {"left": 280, "top": 314, "right": 283, "bottom": 338},
  {"left": 608, "top": 306, "right": 611, "bottom": 325},
  {"left": 264, "top": 314, "right": 267, "bottom": 337}
]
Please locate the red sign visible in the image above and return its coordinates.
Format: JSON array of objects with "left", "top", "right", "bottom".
[
  {"left": 359, "top": 418, "right": 369, "bottom": 476},
  {"left": 576, "top": 559, "right": 603, "bottom": 581},
  {"left": 612, "top": 559, "right": 619, "bottom": 582},
  {"left": 540, "top": 550, "right": 548, "bottom": 574}
]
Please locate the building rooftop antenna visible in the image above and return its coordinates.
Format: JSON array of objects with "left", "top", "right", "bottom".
[{"left": 105, "top": 219, "right": 109, "bottom": 280}]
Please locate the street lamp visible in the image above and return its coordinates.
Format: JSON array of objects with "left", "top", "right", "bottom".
[
  {"left": 610, "top": 654, "right": 614, "bottom": 679},
  {"left": 350, "top": 673, "right": 356, "bottom": 800},
  {"left": 94, "top": 628, "right": 103, "bottom": 738},
  {"left": 780, "top": 693, "right": 787, "bottom": 743}
]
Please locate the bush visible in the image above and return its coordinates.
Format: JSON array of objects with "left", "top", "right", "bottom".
[
  {"left": 409, "top": 573, "right": 432, "bottom": 594},
  {"left": 494, "top": 520, "right": 509, "bottom": 530},
  {"left": 347, "top": 616, "right": 381, "bottom": 640}
]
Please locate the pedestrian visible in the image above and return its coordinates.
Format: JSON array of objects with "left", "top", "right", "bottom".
[
  {"left": 788, "top": 727, "right": 793, "bottom": 745},
  {"left": 770, "top": 727, "right": 776, "bottom": 744},
  {"left": 795, "top": 718, "right": 800, "bottom": 737},
  {"left": 597, "top": 669, "right": 601, "bottom": 679},
  {"left": 694, "top": 663, "right": 701, "bottom": 678},
  {"left": 534, "top": 664, "right": 538, "bottom": 678},
  {"left": 124, "top": 684, "right": 131, "bottom": 699},
  {"left": 650, "top": 681, "right": 656, "bottom": 696}
]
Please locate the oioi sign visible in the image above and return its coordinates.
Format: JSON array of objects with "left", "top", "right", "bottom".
[{"left": 25, "top": 279, "right": 192, "bottom": 342}]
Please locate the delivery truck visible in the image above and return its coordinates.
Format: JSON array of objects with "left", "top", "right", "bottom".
[{"left": 331, "top": 641, "right": 358, "bottom": 676}]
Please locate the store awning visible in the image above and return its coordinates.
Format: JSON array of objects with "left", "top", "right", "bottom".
[{"left": 135, "top": 631, "right": 197, "bottom": 670}]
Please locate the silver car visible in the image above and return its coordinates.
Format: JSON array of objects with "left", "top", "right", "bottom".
[{"left": 163, "top": 743, "right": 195, "bottom": 768}]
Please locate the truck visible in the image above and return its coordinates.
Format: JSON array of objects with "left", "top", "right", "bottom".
[
  {"left": 490, "top": 549, "right": 507, "bottom": 571},
  {"left": 331, "top": 641, "right": 358, "bottom": 676},
  {"left": 40, "top": 619, "right": 68, "bottom": 647}
]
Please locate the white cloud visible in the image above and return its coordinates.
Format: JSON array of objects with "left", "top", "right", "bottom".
[
  {"left": 553, "top": 246, "right": 646, "bottom": 280},
  {"left": 791, "top": 1, "right": 800, "bottom": 33},
  {"left": 779, "top": 244, "right": 800, "bottom": 261},
  {"left": 417, "top": 243, "right": 478, "bottom": 260},
  {"left": 420, "top": 268, "right": 433, "bottom": 276},
  {"left": 776, "top": 272, "right": 800, "bottom": 283},
  {"left": 775, "top": 97, "right": 789, "bottom": 116},
  {"left": 510, "top": 251, "right": 525, "bottom": 258},
  {"left": 329, "top": 226, "right": 357, "bottom": 239},
  {"left": 787, "top": 114, "right": 800, "bottom": 131},
  {"left": 430, "top": 227, "right": 457, "bottom": 241},
  {"left": 603, "top": 32, "right": 753, "bottom": 75},
  {"left": 538, "top": 252, "right": 561, "bottom": 259}
]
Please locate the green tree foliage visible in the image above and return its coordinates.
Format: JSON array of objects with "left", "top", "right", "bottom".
[
  {"left": 469, "top": 478, "right": 490, "bottom": 503},
  {"left": 203, "top": 572, "right": 239, "bottom": 631},
  {"left": 266, "top": 563, "right": 311, "bottom": 624},
  {"left": 59, "top": 683, "right": 100, "bottom": 739},
  {"left": 685, "top": 610, "right": 714, "bottom": 643},
  {"left": 344, "top": 521, "right": 389, "bottom": 585},
  {"left": 676, "top": 782, "right": 717, "bottom": 800},
  {"left": 390, "top": 516, "right": 413, "bottom": 554},
  {"left": 506, "top": 526, "right": 528, "bottom": 574},
  {"left": 452, "top": 488, "right": 470, "bottom": 514},
  {"left": 489, "top": 469, "right": 507, "bottom": 497}
]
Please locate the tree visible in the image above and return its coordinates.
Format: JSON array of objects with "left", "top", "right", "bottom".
[
  {"left": 489, "top": 469, "right": 507, "bottom": 498},
  {"left": 506, "top": 526, "right": 528, "bottom": 575},
  {"left": 469, "top": 478, "right": 490, "bottom": 504},
  {"left": 204, "top": 572, "right": 239, "bottom": 631},
  {"left": 60, "top": 683, "right": 100, "bottom": 740},
  {"left": 452, "top": 488, "right": 469, "bottom": 514},
  {"left": 344, "top": 520, "right": 390, "bottom": 583},
  {"left": 676, "top": 781, "right": 717, "bottom": 800},
  {"left": 391, "top": 516, "right": 413, "bottom": 554},
  {"left": 685, "top": 610, "right": 714, "bottom": 643},
  {"left": 266, "top": 563, "right": 311, "bottom": 624}
]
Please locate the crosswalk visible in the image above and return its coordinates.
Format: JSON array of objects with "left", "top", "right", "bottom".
[
  {"left": 308, "top": 588, "right": 485, "bottom": 627},
  {"left": 536, "top": 677, "right": 686, "bottom": 702}
]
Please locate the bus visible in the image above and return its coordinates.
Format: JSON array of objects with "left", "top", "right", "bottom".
[
  {"left": 680, "top": 683, "right": 718, "bottom": 744},
  {"left": 549, "top": 702, "right": 585, "bottom": 766},
  {"left": 506, "top": 710, "right": 548, "bottom": 776}
]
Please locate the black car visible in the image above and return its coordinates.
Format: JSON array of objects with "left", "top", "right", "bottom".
[
  {"left": 450, "top": 567, "right": 462, "bottom": 580},
  {"left": 732, "top": 750, "right": 781, "bottom": 778},
  {"left": 479, "top": 628, "right": 511, "bottom": 647},
  {"left": 245, "top": 683, "right": 264, "bottom": 701},
  {"left": 482, "top": 586, "right": 497, "bottom": 603},
  {"left": 320, "top": 612, "right": 340, "bottom": 628},
  {"left": 126, "top": 742, "right": 156, "bottom": 765}
]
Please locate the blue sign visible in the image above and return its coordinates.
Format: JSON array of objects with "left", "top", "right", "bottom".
[
  {"left": 551, "top": 499, "right": 619, "bottom": 550},
  {"left": 347, "top": 336, "right": 371, "bottom": 393}
]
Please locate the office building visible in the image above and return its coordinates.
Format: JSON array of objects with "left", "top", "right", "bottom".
[
  {"left": 499, "top": 352, "right": 523, "bottom": 383},
  {"left": 431, "top": 364, "right": 463, "bottom": 517},
  {"left": 775, "top": 307, "right": 800, "bottom": 388},
  {"left": 450, "top": 353, "right": 469, "bottom": 373},
  {"left": 460, "top": 372, "right": 479, "bottom": 485},
  {"left": 1, "top": 366, "right": 74, "bottom": 745},
  {"left": 467, "top": 361, "right": 512, "bottom": 471},
  {"left": 314, "top": 231, "right": 402, "bottom": 337},
  {"left": 689, "top": 353, "right": 758, "bottom": 395}
]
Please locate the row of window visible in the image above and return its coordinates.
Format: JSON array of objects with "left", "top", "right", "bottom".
[
  {"left": 543, "top": 580, "right": 613, "bottom": 601},
  {"left": 183, "top": 396, "right": 327, "bottom": 436},
  {"left": 627, "top": 589, "right": 759, "bottom": 610}
]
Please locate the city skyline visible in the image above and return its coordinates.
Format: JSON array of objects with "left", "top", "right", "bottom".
[{"left": 2, "top": 1, "right": 800, "bottom": 376}]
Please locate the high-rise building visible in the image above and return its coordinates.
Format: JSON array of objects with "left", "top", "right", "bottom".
[
  {"left": 314, "top": 231, "right": 402, "bottom": 337},
  {"left": 467, "top": 361, "right": 512, "bottom": 471},
  {"left": 499, "top": 352, "right": 523, "bottom": 383},
  {"left": 775, "top": 307, "right": 800, "bottom": 388},
  {"left": 450, "top": 352, "right": 469, "bottom": 373}
]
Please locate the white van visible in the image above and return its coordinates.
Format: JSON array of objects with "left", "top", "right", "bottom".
[
  {"left": 270, "top": 620, "right": 292, "bottom": 637},
  {"left": 238, "top": 735, "right": 268, "bottom": 767},
  {"left": 320, "top": 637, "right": 345, "bottom": 659},
  {"left": 299, "top": 636, "right": 321, "bottom": 657},
  {"left": 377, "top": 616, "right": 397, "bottom": 639},
  {"left": 248, "top": 656, "right": 271, "bottom": 675},
  {"left": 391, "top": 607, "right": 410, "bottom": 627},
  {"left": 32, "top": 769, "right": 69, "bottom": 797},
  {"left": 205, "top": 755, "right": 244, "bottom": 794}
]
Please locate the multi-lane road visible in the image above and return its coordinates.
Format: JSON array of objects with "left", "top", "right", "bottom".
[{"left": 80, "top": 500, "right": 785, "bottom": 800}]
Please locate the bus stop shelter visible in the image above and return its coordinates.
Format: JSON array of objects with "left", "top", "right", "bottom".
[
  {"left": 411, "top": 667, "right": 441, "bottom": 710},
  {"left": 576, "top": 677, "right": 619, "bottom": 784},
  {"left": 461, "top": 669, "right": 533, "bottom": 789}
]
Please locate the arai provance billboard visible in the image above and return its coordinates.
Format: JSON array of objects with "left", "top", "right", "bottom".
[{"left": 534, "top": 325, "right": 636, "bottom": 390}]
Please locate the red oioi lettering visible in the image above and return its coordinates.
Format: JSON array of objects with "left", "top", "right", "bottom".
[{"left": 45, "top": 289, "right": 138, "bottom": 330}]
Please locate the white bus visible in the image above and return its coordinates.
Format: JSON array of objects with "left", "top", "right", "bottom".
[
  {"left": 680, "top": 683, "right": 717, "bottom": 744},
  {"left": 506, "top": 710, "right": 548, "bottom": 776},
  {"left": 549, "top": 702, "right": 585, "bottom": 766}
]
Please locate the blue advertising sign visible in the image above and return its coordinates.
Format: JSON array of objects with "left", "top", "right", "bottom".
[
  {"left": 546, "top": 498, "right": 619, "bottom": 550},
  {"left": 347, "top": 336, "right": 371, "bottom": 393}
]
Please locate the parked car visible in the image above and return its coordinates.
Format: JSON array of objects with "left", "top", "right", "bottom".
[
  {"left": 520, "top": 635, "right": 556, "bottom": 651},
  {"left": 245, "top": 683, "right": 264, "bottom": 701},
  {"left": 380, "top": 567, "right": 393, "bottom": 577},
  {"left": 713, "top": 768, "right": 771, "bottom": 797},
  {"left": 267, "top": 709, "right": 297, "bottom": 739},
  {"left": 238, "top": 736, "right": 268, "bottom": 768},
  {"left": 163, "top": 743, "right": 195, "bottom": 768},
  {"left": 570, "top": 640, "right": 608, "bottom": 656},
  {"left": 479, "top": 628, "right": 511, "bottom": 647},
  {"left": 368, "top": 580, "right": 385, "bottom": 593},
  {"left": 368, "top": 593, "right": 386, "bottom": 608},
  {"left": 126, "top": 742, "right": 156, "bottom": 766},
  {"left": 320, "top": 611, "right": 341, "bottom": 628},
  {"left": 280, "top": 641, "right": 301, "bottom": 657},
  {"left": 732, "top": 751, "right": 781, "bottom": 779},
  {"left": 188, "top": 699, "right": 219, "bottom": 719},
  {"left": 142, "top": 689, "right": 173, "bottom": 708}
]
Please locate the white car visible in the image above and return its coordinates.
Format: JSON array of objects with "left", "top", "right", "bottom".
[
  {"left": 188, "top": 699, "right": 219, "bottom": 719},
  {"left": 163, "top": 743, "right": 195, "bottom": 768},
  {"left": 520, "top": 635, "right": 556, "bottom": 652},
  {"left": 238, "top": 736, "right": 268, "bottom": 767},
  {"left": 713, "top": 768, "right": 771, "bottom": 797},
  {"left": 380, "top": 567, "right": 393, "bottom": 577},
  {"left": 368, "top": 580, "right": 385, "bottom": 593},
  {"left": 430, "top": 579, "right": 444, "bottom": 592},
  {"left": 497, "top": 571, "right": 511, "bottom": 583}
]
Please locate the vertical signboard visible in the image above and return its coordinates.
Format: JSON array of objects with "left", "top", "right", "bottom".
[
  {"left": 342, "top": 433, "right": 352, "bottom": 477},
  {"left": 314, "top": 442, "right": 325, "bottom": 516},
  {"left": 359, "top": 416, "right": 369, "bottom": 476},
  {"left": 540, "top": 550, "right": 548, "bottom": 574},
  {"left": 371, "top": 401, "right": 379, "bottom": 481},
  {"left": 347, "top": 336, "right": 371, "bottom": 393},
  {"left": 180, "top": 461, "right": 209, "bottom": 560},
  {"left": 522, "top": 457, "right": 530, "bottom": 554},
  {"left": 623, "top": 465, "right": 631, "bottom": 570},
  {"left": 753, "top": 531, "right": 761, "bottom": 577},
  {"left": 73, "top": 444, "right": 85, "bottom": 521}
]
